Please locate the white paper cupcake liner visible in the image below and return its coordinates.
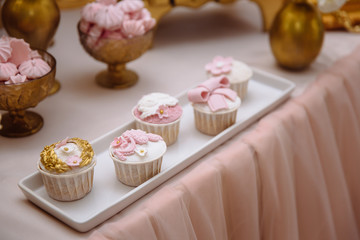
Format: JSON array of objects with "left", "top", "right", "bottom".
[
  {"left": 133, "top": 113, "right": 181, "bottom": 146},
  {"left": 193, "top": 108, "right": 238, "bottom": 136},
  {"left": 111, "top": 155, "right": 163, "bottom": 187},
  {"left": 38, "top": 160, "right": 96, "bottom": 201},
  {"left": 230, "top": 80, "right": 249, "bottom": 100}
]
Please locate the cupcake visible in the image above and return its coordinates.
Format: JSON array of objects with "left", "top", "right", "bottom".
[
  {"left": 132, "top": 92, "right": 183, "bottom": 146},
  {"left": 38, "top": 137, "right": 96, "bottom": 201},
  {"left": 188, "top": 76, "right": 241, "bottom": 136},
  {"left": 109, "top": 129, "right": 166, "bottom": 187},
  {"left": 205, "top": 56, "right": 253, "bottom": 100}
]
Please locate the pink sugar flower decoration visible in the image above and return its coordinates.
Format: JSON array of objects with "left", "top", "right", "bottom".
[
  {"left": 66, "top": 155, "right": 82, "bottom": 167},
  {"left": 155, "top": 105, "right": 169, "bottom": 119},
  {"left": 205, "top": 56, "right": 233, "bottom": 76},
  {"left": 55, "top": 137, "right": 69, "bottom": 149},
  {"left": 111, "top": 136, "right": 124, "bottom": 148}
]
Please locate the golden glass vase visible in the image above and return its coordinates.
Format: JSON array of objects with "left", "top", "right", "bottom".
[
  {"left": 0, "top": 51, "right": 56, "bottom": 138},
  {"left": 77, "top": 23, "right": 154, "bottom": 89},
  {"left": 2, "top": 0, "right": 61, "bottom": 95},
  {"left": 269, "top": 0, "right": 324, "bottom": 70}
]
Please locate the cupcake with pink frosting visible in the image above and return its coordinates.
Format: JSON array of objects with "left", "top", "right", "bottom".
[
  {"left": 0, "top": 36, "right": 52, "bottom": 84},
  {"left": 109, "top": 129, "right": 166, "bottom": 186},
  {"left": 79, "top": 0, "right": 156, "bottom": 49},
  {"left": 205, "top": 56, "right": 253, "bottom": 100},
  {"left": 132, "top": 92, "right": 183, "bottom": 146},
  {"left": 188, "top": 76, "right": 241, "bottom": 136}
]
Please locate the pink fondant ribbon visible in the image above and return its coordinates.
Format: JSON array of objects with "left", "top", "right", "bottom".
[{"left": 188, "top": 76, "right": 237, "bottom": 111}]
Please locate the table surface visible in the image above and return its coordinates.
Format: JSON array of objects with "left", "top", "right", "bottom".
[{"left": 0, "top": 1, "right": 359, "bottom": 239}]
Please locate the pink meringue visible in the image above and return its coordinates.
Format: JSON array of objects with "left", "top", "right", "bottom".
[
  {"left": 103, "top": 29, "right": 125, "bottom": 40},
  {"left": 30, "top": 50, "right": 42, "bottom": 59},
  {"left": 143, "top": 18, "right": 156, "bottom": 32},
  {"left": 18, "top": 58, "right": 51, "bottom": 79},
  {"left": 0, "top": 62, "right": 18, "bottom": 81},
  {"left": 0, "top": 38, "right": 12, "bottom": 63},
  {"left": 79, "top": 19, "right": 92, "bottom": 34},
  {"left": 88, "top": 24, "right": 104, "bottom": 38},
  {"left": 94, "top": 4, "right": 124, "bottom": 30},
  {"left": 122, "top": 20, "right": 145, "bottom": 38},
  {"left": 6, "top": 74, "right": 27, "bottom": 84},
  {"left": 8, "top": 38, "right": 31, "bottom": 67},
  {"left": 119, "top": 0, "right": 144, "bottom": 13},
  {"left": 81, "top": 2, "right": 102, "bottom": 23},
  {"left": 96, "top": 0, "right": 116, "bottom": 5}
]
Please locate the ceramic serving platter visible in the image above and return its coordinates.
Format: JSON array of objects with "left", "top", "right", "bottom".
[{"left": 18, "top": 68, "right": 295, "bottom": 232}]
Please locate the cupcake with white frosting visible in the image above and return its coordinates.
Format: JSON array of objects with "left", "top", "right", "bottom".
[
  {"left": 188, "top": 76, "right": 241, "bottom": 136},
  {"left": 132, "top": 92, "right": 183, "bottom": 146},
  {"left": 38, "top": 137, "right": 96, "bottom": 201},
  {"left": 109, "top": 129, "right": 166, "bottom": 186},
  {"left": 205, "top": 56, "right": 252, "bottom": 100}
]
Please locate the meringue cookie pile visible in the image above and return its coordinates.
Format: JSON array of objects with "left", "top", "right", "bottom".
[
  {"left": 79, "top": 0, "right": 156, "bottom": 47},
  {"left": 0, "top": 36, "right": 51, "bottom": 85}
]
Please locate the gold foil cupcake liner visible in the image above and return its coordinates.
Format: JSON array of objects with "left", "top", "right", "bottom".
[
  {"left": 193, "top": 108, "right": 238, "bottom": 136},
  {"left": 38, "top": 159, "right": 96, "bottom": 201},
  {"left": 111, "top": 155, "right": 163, "bottom": 187},
  {"left": 230, "top": 80, "right": 249, "bottom": 101}
]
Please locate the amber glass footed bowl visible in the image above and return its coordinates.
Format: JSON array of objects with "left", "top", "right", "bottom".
[
  {"left": 0, "top": 50, "right": 56, "bottom": 138},
  {"left": 77, "top": 22, "right": 154, "bottom": 89}
]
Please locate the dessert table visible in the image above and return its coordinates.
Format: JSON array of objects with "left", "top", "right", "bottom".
[{"left": 0, "top": 1, "right": 359, "bottom": 239}]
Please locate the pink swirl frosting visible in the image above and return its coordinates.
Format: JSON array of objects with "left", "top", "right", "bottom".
[
  {"left": 18, "top": 58, "right": 51, "bottom": 79},
  {"left": 0, "top": 62, "right": 18, "bottom": 81},
  {"left": 188, "top": 76, "right": 237, "bottom": 112},
  {"left": 111, "top": 129, "right": 162, "bottom": 161},
  {"left": 0, "top": 38, "right": 12, "bottom": 63}
]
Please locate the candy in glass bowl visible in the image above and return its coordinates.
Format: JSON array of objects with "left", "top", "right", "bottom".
[
  {"left": 77, "top": 0, "right": 156, "bottom": 89},
  {"left": 0, "top": 36, "right": 56, "bottom": 138}
]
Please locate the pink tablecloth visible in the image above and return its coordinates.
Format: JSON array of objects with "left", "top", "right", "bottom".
[{"left": 88, "top": 47, "right": 360, "bottom": 239}]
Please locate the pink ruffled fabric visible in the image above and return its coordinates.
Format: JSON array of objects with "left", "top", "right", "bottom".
[{"left": 88, "top": 46, "right": 360, "bottom": 240}]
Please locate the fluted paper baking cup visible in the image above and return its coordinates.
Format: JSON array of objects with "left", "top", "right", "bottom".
[
  {"left": 37, "top": 159, "right": 96, "bottom": 201},
  {"left": 193, "top": 108, "right": 238, "bottom": 136},
  {"left": 132, "top": 109, "right": 181, "bottom": 146},
  {"left": 110, "top": 154, "right": 163, "bottom": 187},
  {"left": 230, "top": 80, "right": 249, "bottom": 100}
]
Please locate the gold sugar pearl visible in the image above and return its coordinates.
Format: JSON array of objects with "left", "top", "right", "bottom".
[
  {"left": 160, "top": 109, "right": 164, "bottom": 114},
  {"left": 64, "top": 147, "right": 69, "bottom": 151}
]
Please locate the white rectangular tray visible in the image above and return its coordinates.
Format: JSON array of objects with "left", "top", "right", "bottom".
[{"left": 18, "top": 68, "right": 295, "bottom": 232}]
